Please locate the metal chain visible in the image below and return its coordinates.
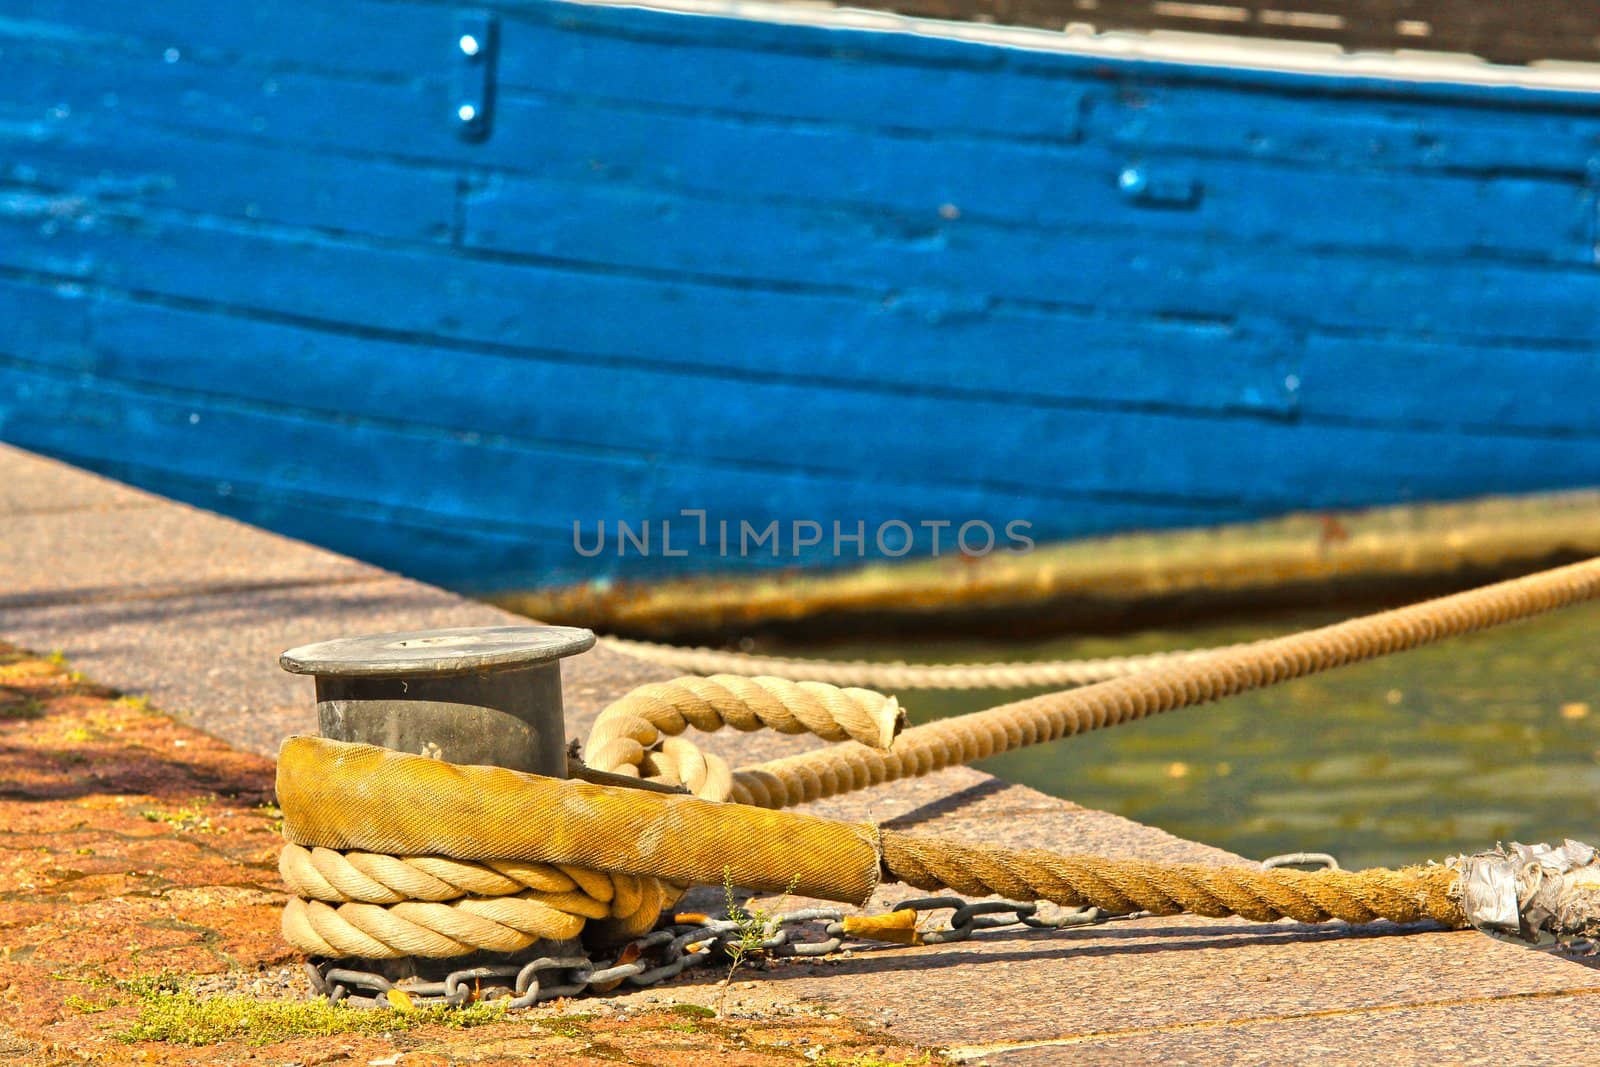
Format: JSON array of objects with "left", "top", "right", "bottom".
[{"left": 305, "top": 898, "right": 1149, "bottom": 1009}]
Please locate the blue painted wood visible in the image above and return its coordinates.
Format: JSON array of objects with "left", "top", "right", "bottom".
[
  {"left": 1299, "top": 334, "right": 1600, "bottom": 435},
  {"left": 4, "top": 183, "right": 1597, "bottom": 374},
  {"left": 0, "top": 216, "right": 1302, "bottom": 416},
  {"left": 1, "top": 0, "right": 450, "bottom": 80},
  {"left": 0, "top": 355, "right": 1243, "bottom": 585},
  {"left": 22, "top": 287, "right": 1585, "bottom": 512},
  {"left": 2, "top": 0, "right": 1600, "bottom": 591},
  {"left": 13, "top": 0, "right": 1600, "bottom": 176},
  {"left": 0, "top": 113, "right": 457, "bottom": 241},
  {"left": 1089, "top": 79, "right": 1600, "bottom": 176},
  {"left": 461, "top": 163, "right": 1588, "bottom": 288},
  {"left": 7, "top": 41, "right": 1591, "bottom": 272},
  {"left": 75, "top": 287, "right": 1292, "bottom": 435}
]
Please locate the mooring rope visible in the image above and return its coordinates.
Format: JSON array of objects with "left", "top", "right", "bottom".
[
  {"left": 878, "top": 835, "right": 1462, "bottom": 927},
  {"left": 586, "top": 555, "right": 1600, "bottom": 807},
  {"left": 275, "top": 556, "right": 1600, "bottom": 960},
  {"left": 600, "top": 635, "right": 1239, "bottom": 690}
]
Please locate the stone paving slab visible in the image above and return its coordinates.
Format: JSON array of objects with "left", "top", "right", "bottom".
[
  {"left": 743, "top": 910, "right": 1600, "bottom": 1056},
  {"left": 0, "top": 504, "right": 378, "bottom": 610},
  {"left": 970, "top": 992, "right": 1600, "bottom": 1065},
  {"left": 1, "top": 577, "right": 507, "bottom": 754},
  {"left": 4, "top": 442, "right": 1599, "bottom": 1064},
  {"left": 0, "top": 446, "right": 161, "bottom": 515}
]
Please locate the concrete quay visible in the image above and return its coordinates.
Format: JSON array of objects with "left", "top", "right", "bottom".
[{"left": 2, "top": 442, "right": 1596, "bottom": 1064}]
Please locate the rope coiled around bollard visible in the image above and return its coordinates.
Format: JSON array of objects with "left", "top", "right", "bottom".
[
  {"left": 276, "top": 738, "right": 1471, "bottom": 957},
  {"left": 276, "top": 556, "right": 1600, "bottom": 959},
  {"left": 279, "top": 846, "right": 673, "bottom": 957}
]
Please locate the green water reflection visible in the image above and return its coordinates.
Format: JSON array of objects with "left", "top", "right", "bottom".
[{"left": 770, "top": 600, "right": 1600, "bottom": 870}]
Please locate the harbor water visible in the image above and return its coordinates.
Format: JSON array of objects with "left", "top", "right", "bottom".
[{"left": 768, "top": 599, "right": 1600, "bottom": 870}]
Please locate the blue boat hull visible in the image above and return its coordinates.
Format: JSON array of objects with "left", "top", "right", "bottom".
[{"left": 2, "top": 0, "right": 1599, "bottom": 591}]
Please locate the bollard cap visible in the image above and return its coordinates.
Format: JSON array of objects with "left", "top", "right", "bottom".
[{"left": 280, "top": 625, "right": 595, "bottom": 679}]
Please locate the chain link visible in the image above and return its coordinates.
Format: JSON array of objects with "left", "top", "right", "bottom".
[
  {"left": 306, "top": 896, "right": 1145, "bottom": 1008},
  {"left": 1260, "top": 851, "right": 1342, "bottom": 871}
]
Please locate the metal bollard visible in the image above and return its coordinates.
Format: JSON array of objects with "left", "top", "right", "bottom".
[{"left": 279, "top": 625, "right": 594, "bottom": 776}]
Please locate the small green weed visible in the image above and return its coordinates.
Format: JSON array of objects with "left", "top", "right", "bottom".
[
  {"left": 63, "top": 994, "right": 108, "bottom": 1015},
  {"left": 255, "top": 803, "right": 285, "bottom": 836},
  {"left": 718, "top": 870, "right": 799, "bottom": 1016},
  {"left": 140, "top": 805, "right": 222, "bottom": 834},
  {"left": 540, "top": 1011, "right": 597, "bottom": 1038}
]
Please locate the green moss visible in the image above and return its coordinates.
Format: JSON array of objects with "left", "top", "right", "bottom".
[
  {"left": 119, "top": 990, "right": 506, "bottom": 1046},
  {"left": 667, "top": 1003, "right": 715, "bottom": 1019},
  {"left": 0, "top": 697, "right": 45, "bottom": 721},
  {"left": 63, "top": 994, "right": 108, "bottom": 1015},
  {"left": 540, "top": 1012, "right": 597, "bottom": 1038},
  {"left": 139, "top": 805, "right": 222, "bottom": 834},
  {"left": 113, "top": 974, "right": 182, "bottom": 997}
]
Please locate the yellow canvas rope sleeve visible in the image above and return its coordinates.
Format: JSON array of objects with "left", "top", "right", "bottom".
[{"left": 277, "top": 736, "right": 883, "bottom": 905}]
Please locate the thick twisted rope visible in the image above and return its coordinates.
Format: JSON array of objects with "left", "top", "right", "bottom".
[
  {"left": 601, "top": 635, "right": 1239, "bottom": 690},
  {"left": 670, "top": 555, "right": 1600, "bottom": 807},
  {"left": 880, "top": 833, "right": 1465, "bottom": 927},
  {"left": 273, "top": 663, "right": 894, "bottom": 958},
  {"left": 279, "top": 845, "right": 663, "bottom": 910},
  {"left": 279, "top": 845, "right": 672, "bottom": 957}
]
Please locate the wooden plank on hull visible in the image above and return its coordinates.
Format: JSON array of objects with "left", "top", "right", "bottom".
[
  {"left": 3, "top": 187, "right": 1597, "bottom": 360},
  {"left": 3, "top": 277, "right": 1598, "bottom": 540},
  {"left": 8, "top": 11, "right": 1600, "bottom": 178},
  {"left": 0, "top": 114, "right": 457, "bottom": 242},
  {"left": 460, "top": 161, "right": 1591, "bottom": 285}
]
